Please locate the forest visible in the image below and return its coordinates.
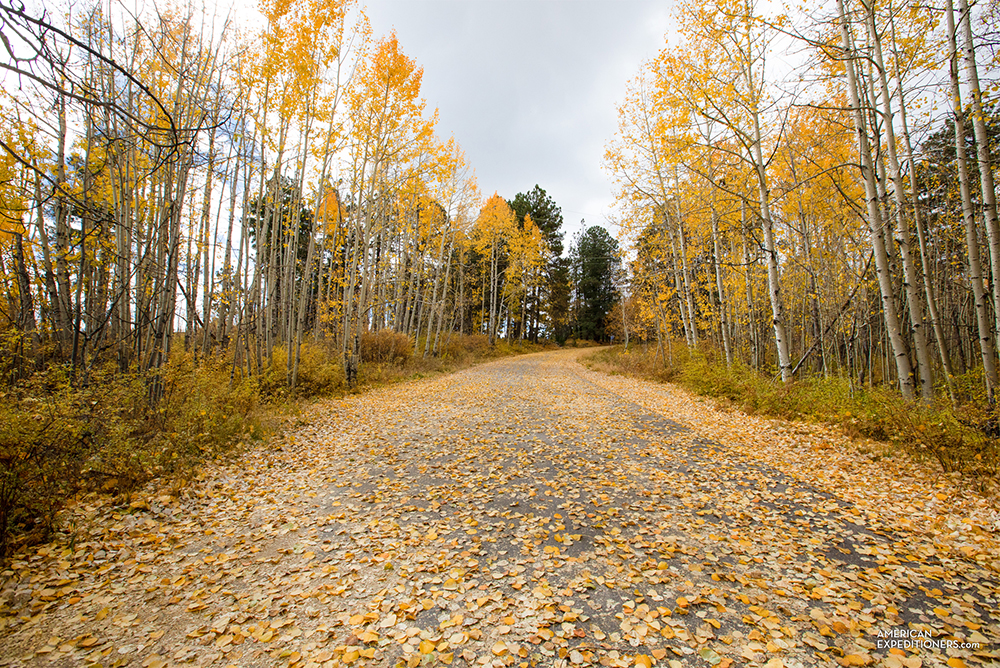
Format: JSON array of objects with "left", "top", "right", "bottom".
[
  {"left": 0, "top": 0, "right": 634, "bottom": 552},
  {"left": 606, "top": 0, "right": 1000, "bottom": 405},
  {"left": 1, "top": 1, "right": 998, "bottom": 664},
  {"left": 601, "top": 0, "right": 1000, "bottom": 468},
  {"left": 2, "top": 0, "right": 1000, "bottom": 546}
]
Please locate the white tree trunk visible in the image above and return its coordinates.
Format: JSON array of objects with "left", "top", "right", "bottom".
[
  {"left": 959, "top": 0, "right": 1000, "bottom": 348},
  {"left": 865, "top": 1, "right": 934, "bottom": 401},
  {"left": 837, "top": 0, "right": 915, "bottom": 400},
  {"left": 946, "top": 0, "right": 999, "bottom": 400}
]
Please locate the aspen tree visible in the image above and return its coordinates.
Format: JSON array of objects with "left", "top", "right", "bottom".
[
  {"left": 473, "top": 194, "right": 515, "bottom": 345},
  {"left": 836, "top": 0, "right": 916, "bottom": 400},
  {"left": 944, "top": 0, "right": 998, "bottom": 400},
  {"left": 957, "top": 0, "right": 1000, "bottom": 347},
  {"left": 863, "top": 0, "right": 933, "bottom": 401},
  {"left": 668, "top": 0, "right": 793, "bottom": 379},
  {"left": 886, "top": 7, "right": 957, "bottom": 401}
]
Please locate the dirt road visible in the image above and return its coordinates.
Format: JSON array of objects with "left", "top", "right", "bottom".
[{"left": 1, "top": 349, "right": 997, "bottom": 668}]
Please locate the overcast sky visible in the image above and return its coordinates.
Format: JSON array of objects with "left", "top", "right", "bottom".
[{"left": 362, "top": 0, "right": 675, "bottom": 248}]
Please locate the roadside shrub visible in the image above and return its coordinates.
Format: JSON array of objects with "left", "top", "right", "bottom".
[
  {"left": 428, "top": 333, "right": 490, "bottom": 363},
  {"left": 586, "top": 344, "right": 682, "bottom": 383},
  {"left": 491, "top": 340, "right": 516, "bottom": 357},
  {"left": 360, "top": 329, "right": 412, "bottom": 365},
  {"left": 0, "top": 354, "right": 271, "bottom": 557},
  {"left": 457, "top": 333, "right": 490, "bottom": 357},
  {"left": 891, "top": 402, "right": 999, "bottom": 479},
  {"left": 290, "top": 340, "right": 345, "bottom": 396},
  {"left": 0, "top": 368, "right": 88, "bottom": 555},
  {"left": 150, "top": 353, "right": 263, "bottom": 469},
  {"left": 262, "top": 341, "right": 344, "bottom": 397},
  {"left": 437, "top": 337, "right": 462, "bottom": 359},
  {"left": 584, "top": 344, "right": 999, "bottom": 481}
]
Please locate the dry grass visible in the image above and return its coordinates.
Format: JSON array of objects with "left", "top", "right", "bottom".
[
  {"left": 0, "top": 352, "right": 272, "bottom": 556},
  {"left": 584, "top": 344, "right": 999, "bottom": 488},
  {"left": 0, "top": 332, "right": 557, "bottom": 555}
]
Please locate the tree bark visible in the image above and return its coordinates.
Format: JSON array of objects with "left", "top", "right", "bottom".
[
  {"left": 888, "top": 8, "right": 957, "bottom": 402},
  {"left": 865, "top": 0, "right": 934, "bottom": 401},
  {"left": 958, "top": 0, "right": 1000, "bottom": 347},
  {"left": 837, "top": 0, "right": 915, "bottom": 400},
  {"left": 946, "top": 0, "right": 999, "bottom": 400}
]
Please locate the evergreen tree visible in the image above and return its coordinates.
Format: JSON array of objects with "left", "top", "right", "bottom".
[
  {"left": 508, "top": 185, "right": 567, "bottom": 340},
  {"left": 570, "top": 225, "right": 620, "bottom": 341}
]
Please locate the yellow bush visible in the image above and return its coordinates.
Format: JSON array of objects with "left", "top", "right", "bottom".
[
  {"left": 436, "top": 333, "right": 490, "bottom": 360},
  {"left": 293, "top": 340, "right": 345, "bottom": 396},
  {"left": 360, "top": 329, "right": 412, "bottom": 365},
  {"left": 262, "top": 341, "right": 344, "bottom": 398},
  {"left": 0, "top": 353, "right": 274, "bottom": 556}
]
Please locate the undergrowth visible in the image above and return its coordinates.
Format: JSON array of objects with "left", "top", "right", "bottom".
[
  {"left": 358, "top": 333, "right": 556, "bottom": 386},
  {"left": 584, "top": 344, "right": 1000, "bottom": 486},
  {"left": 0, "top": 353, "right": 271, "bottom": 557},
  {"left": 0, "top": 332, "right": 548, "bottom": 557}
]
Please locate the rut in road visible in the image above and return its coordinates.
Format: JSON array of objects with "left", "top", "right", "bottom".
[{"left": 1, "top": 349, "right": 997, "bottom": 668}]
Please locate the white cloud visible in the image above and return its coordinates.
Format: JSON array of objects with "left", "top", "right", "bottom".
[{"left": 363, "top": 0, "right": 675, "bottom": 250}]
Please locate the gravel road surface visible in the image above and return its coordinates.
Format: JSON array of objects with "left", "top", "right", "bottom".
[{"left": 1, "top": 349, "right": 997, "bottom": 668}]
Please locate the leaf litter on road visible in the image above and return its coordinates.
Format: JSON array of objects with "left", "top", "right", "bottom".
[{"left": 0, "top": 349, "right": 997, "bottom": 668}]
